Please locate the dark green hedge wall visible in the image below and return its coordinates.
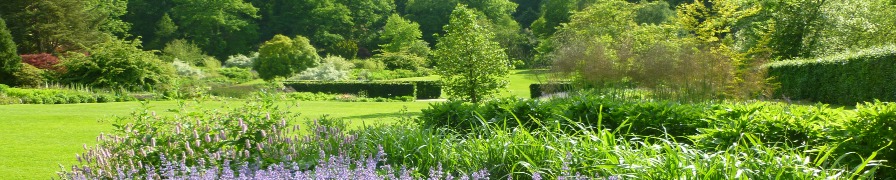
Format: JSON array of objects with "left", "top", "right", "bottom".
[
  {"left": 765, "top": 45, "right": 896, "bottom": 105},
  {"left": 411, "top": 81, "right": 442, "bottom": 99},
  {"left": 284, "top": 81, "right": 416, "bottom": 99},
  {"left": 530, "top": 83, "right": 574, "bottom": 98}
]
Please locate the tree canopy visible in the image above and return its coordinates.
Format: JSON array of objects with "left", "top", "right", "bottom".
[{"left": 254, "top": 35, "right": 320, "bottom": 81}]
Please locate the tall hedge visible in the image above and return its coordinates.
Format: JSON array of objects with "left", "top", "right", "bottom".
[
  {"left": 411, "top": 81, "right": 441, "bottom": 99},
  {"left": 284, "top": 81, "right": 415, "bottom": 99},
  {"left": 765, "top": 45, "right": 896, "bottom": 104}
]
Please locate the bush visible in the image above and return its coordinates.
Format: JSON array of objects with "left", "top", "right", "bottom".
[
  {"left": 292, "top": 56, "right": 354, "bottom": 81},
  {"left": 765, "top": 45, "right": 896, "bottom": 104},
  {"left": 224, "top": 52, "right": 257, "bottom": 68},
  {"left": 375, "top": 51, "right": 427, "bottom": 70},
  {"left": 216, "top": 67, "right": 255, "bottom": 83},
  {"left": 13, "top": 63, "right": 45, "bottom": 87},
  {"left": 161, "top": 39, "right": 213, "bottom": 66},
  {"left": 61, "top": 38, "right": 175, "bottom": 91},
  {"left": 1, "top": 87, "right": 134, "bottom": 104},
  {"left": 255, "top": 35, "right": 319, "bottom": 81},
  {"left": 351, "top": 59, "right": 386, "bottom": 71},
  {"left": 172, "top": 60, "right": 204, "bottom": 78},
  {"left": 20, "top": 53, "right": 61, "bottom": 71},
  {"left": 284, "top": 81, "right": 415, "bottom": 99}
]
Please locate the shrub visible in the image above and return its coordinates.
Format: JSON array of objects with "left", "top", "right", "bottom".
[
  {"left": 765, "top": 45, "right": 896, "bottom": 104},
  {"left": 216, "top": 67, "right": 255, "bottom": 83},
  {"left": 224, "top": 52, "right": 257, "bottom": 68},
  {"left": 292, "top": 56, "right": 354, "bottom": 81},
  {"left": 1, "top": 87, "right": 133, "bottom": 104},
  {"left": 255, "top": 35, "right": 319, "bottom": 81},
  {"left": 351, "top": 59, "right": 386, "bottom": 71},
  {"left": 161, "top": 39, "right": 212, "bottom": 66},
  {"left": 13, "top": 63, "right": 45, "bottom": 87},
  {"left": 284, "top": 81, "right": 415, "bottom": 99},
  {"left": 61, "top": 38, "right": 175, "bottom": 91},
  {"left": 375, "top": 51, "right": 427, "bottom": 70},
  {"left": 172, "top": 60, "right": 204, "bottom": 78},
  {"left": 20, "top": 53, "right": 61, "bottom": 71}
]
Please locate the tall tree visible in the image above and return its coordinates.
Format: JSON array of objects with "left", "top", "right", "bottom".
[
  {"left": 433, "top": 5, "right": 511, "bottom": 103},
  {"left": 379, "top": 14, "right": 429, "bottom": 56},
  {"left": 170, "top": 0, "right": 259, "bottom": 59},
  {"left": 0, "top": 0, "right": 128, "bottom": 54},
  {"left": 0, "top": 16, "right": 21, "bottom": 85},
  {"left": 254, "top": 35, "right": 320, "bottom": 81}
]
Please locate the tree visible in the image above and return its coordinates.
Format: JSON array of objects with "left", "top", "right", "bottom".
[
  {"left": 433, "top": 5, "right": 511, "bottom": 103},
  {"left": 0, "top": 0, "right": 128, "bottom": 54},
  {"left": 254, "top": 35, "right": 320, "bottom": 81},
  {"left": 170, "top": 0, "right": 259, "bottom": 59},
  {"left": 380, "top": 14, "right": 429, "bottom": 56},
  {"left": 0, "top": 16, "right": 21, "bottom": 85}
]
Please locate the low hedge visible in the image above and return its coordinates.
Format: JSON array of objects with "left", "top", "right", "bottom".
[
  {"left": 284, "top": 81, "right": 416, "bottom": 99},
  {"left": 765, "top": 45, "right": 896, "bottom": 104},
  {"left": 0, "top": 88, "right": 136, "bottom": 105},
  {"left": 530, "top": 83, "right": 574, "bottom": 98}
]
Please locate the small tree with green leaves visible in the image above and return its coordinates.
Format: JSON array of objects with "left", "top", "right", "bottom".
[
  {"left": 433, "top": 5, "right": 511, "bottom": 103},
  {"left": 0, "top": 16, "right": 21, "bottom": 85},
  {"left": 254, "top": 35, "right": 320, "bottom": 81}
]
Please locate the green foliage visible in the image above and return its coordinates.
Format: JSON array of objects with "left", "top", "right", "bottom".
[
  {"left": 765, "top": 45, "right": 896, "bottom": 104},
  {"left": 254, "top": 35, "right": 320, "bottom": 81},
  {"left": 411, "top": 80, "right": 442, "bottom": 99},
  {"left": 172, "top": 60, "right": 204, "bottom": 79},
  {"left": 169, "top": 0, "right": 260, "bottom": 58},
  {"left": 0, "top": 0, "right": 126, "bottom": 54},
  {"left": 161, "top": 39, "right": 213, "bottom": 66},
  {"left": 224, "top": 52, "right": 257, "bottom": 68},
  {"left": 285, "top": 92, "right": 414, "bottom": 102},
  {"left": 292, "top": 55, "right": 354, "bottom": 81},
  {"left": 2, "top": 87, "right": 135, "bottom": 104},
  {"left": 380, "top": 14, "right": 430, "bottom": 57},
  {"left": 355, "top": 69, "right": 428, "bottom": 81},
  {"left": 634, "top": 1, "right": 674, "bottom": 25},
  {"left": 13, "top": 63, "right": 46, "bottom": 88},
  {"left": 60, "top": 38, "right": 176, "bottom": 91},
  {"left": 0, "top": 16, "right": 20, "bottom": 85},
  {"left": 375, "top": 51, "right": 427, "bottom": 70},
  {"left": 433, "top": 5, "right": 511, "bottom": 103},
  {"left": 216, "top": 67, "right": 255, "bottom": 84},
  {"left": 283, "top": 81, "right": 416, "bottom": 99}
]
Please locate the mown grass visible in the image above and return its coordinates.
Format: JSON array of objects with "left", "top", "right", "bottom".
[
  {"left": 0, "top": 100, "right": 430, "bottom": 180},
  {"left": 392, "top": 69, "right": 554, "bottom": 98}
]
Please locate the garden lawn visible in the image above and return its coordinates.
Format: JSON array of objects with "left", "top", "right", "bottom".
[
  {"left": 392, "top": 69, "right": 554, "bottom": 98},
  {"left": 0, "top": 100, "right": 430, "bottom": 180}
]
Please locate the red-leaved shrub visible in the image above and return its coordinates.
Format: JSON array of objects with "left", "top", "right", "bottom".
[{"left": 20, "top": 53, "right": 61, "bottom": 70}]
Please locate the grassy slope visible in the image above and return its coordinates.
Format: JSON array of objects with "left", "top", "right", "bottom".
[{"left": 0, "top": 100, "right": 430, "bottom": 180}]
